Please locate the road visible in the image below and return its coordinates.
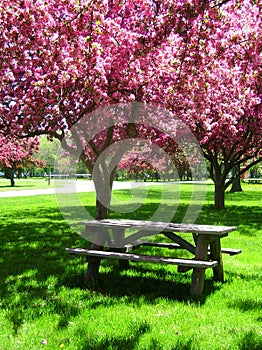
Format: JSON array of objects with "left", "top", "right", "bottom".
[
  {"left": 0, "top": 179, "right": 211, "bottom": 198},
  {"left": 0, "top": 180, "right": 166, "bottom": 198}
]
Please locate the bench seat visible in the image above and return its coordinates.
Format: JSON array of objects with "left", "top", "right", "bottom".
[
  {"left": 66, "top": 248, "right": 218, "bottom": 269},
  {"left": 125, "top": 241, "right": 241, "bottom": 256}
]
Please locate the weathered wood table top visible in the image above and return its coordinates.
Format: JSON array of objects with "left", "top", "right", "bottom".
[
  {"left": 79, "top": 219, "right": 236, "bottom": 236},
  {"left": 73, "top": 219, "right": 238, "bottom": 298}
]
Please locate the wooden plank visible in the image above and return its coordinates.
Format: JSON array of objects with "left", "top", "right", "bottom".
[
  {"left": 163, "top": 231, "right": 196, "bottom": 254},
  {"left": 190, "top": 235, "right": 209, "bottom": 298},
  {"left": 220, "top": 248, "right": 242, "bottom": 255},
  {"left": 127, "top": 241, "right": 181, "bottom": 249},
  {"left": 66, "top": 248, "right": 218, "bottom": 269},
  {"left": 210, "top": 238, "right": 224, "bottom": 282},
  {"left": 126, "top": 241, "right": 241, "bottom": 255},
  {"left": 78, "top": 219, "right": 236, "bottom": 236},
  {"left": 247, "top": 178, "right": 262, "bottom": 184}
]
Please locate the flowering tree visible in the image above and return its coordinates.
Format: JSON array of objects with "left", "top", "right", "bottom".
[
  {"left": 144, "top": 0, "right": 262, "bottom": 208},
  {"left": 1, "top": 0, "right": 261, "bottom": 286},
  {"left": 117, "top": 132, "right": 200, "bottom": 182},
  {"left": 118, "top": 148, "right": 167, "bottom": 182},
  {"left": 0, "top": 135, "right": 41, "bottom": 186},
  {"left": 0, "top": 0, "right": 261, "bottom": 210},
  {"left": 0, "top": 0, "right": 210, "bottom": 215}
]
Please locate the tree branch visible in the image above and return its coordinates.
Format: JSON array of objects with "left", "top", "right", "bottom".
[
  {"left": 225, "top": 157, "right": 262, "bottom": 189},
  {"left": 211, "top": 0, "right": 232, "bottom": 8}
]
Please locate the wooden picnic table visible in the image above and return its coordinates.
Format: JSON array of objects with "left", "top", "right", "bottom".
[
  {"left": 75, "top": 173, "right": 92, "bottom": 179},
  {"left": 247, "top": 178, "right": 262, "bottom": 184},
  {"left": 66, "top": 219, "right": 240, "bottom": 298}
]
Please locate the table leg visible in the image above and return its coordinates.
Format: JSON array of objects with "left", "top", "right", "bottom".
[
  {"left": 84, "top": 228, "right": 106, "bottom": 284},
  {"left": 84, "top": 244, "right": 102, "bottom": 284},
  {"left": 210, "top": 238, "right": 224, "bottom": 282},
  {"left": 190, "top": 234, "right": 209, "bottom": 298},
  {"left": 112, "top": 228, "right": 129, "bottom": 269}
]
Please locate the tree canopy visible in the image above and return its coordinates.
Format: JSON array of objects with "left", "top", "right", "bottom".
[
  {"left": 0, "top": 0, "right": 261, "bottom": 208},
  {"left": 0, "top": 135, "right": 41, "bottom": 185}
]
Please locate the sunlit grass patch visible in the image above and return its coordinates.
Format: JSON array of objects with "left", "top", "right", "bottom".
[
  {"left": 0, "top": 183, "right": 261, "bottom": 349},
  {"left": 0, "top": 177, "right": 56, "bottom": 191}
]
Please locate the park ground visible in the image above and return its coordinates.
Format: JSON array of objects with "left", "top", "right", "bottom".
[{"left": 0, "top": 180, "right": 261, "bottom": 350}]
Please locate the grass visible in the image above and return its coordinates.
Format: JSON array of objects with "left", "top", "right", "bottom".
[
  {"left": 0, "top": 177, "right": 55, "bottom": 191},
  {"left": 0, "top": 183, "right": 261, "bottom": 349}
]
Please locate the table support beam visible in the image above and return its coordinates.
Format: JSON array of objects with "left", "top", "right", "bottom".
[
  {"left": 84, "top": 228, "right": 106, "bottom": 285},
  {"left": 210, "top": 238, "right": 224, "bottom": 282},
  {"left": 190, "top": 235, "right": 209, "bottom": 298},
  {"left": 163, "top": 231, "right": 196, "bottom": 255}
]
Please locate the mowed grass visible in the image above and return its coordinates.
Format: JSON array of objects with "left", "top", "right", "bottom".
[
  {"left": 0, "top": 177, "right": 55, "bottom": 191},
  {"left": 0, "top": 183, "right": 261, "bottom": 350}
]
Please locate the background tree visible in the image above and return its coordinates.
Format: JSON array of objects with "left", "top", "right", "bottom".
[
  {"left": 143, "top": 0, "right": 262, "bottom": 208},
  {"left": 0, "top": 135, "right": 41, "bottom": 186},
  {"left": 36, "top": 136, "right": 61, "bottom": 184},
  {"left": 249, "top": 160, "right": 262, "bottom": 179},
  {"left": 0, "top": 0, "right": 261, "bottom": 210},
  {"left": 230, "top": 164, "right": 242, "bottom": 193},
  {"left": 0, "top": 0, "right": 212, "bottom": 216}
]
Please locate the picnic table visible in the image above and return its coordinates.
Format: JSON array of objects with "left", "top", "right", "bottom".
[
  {"left": 66, "top": 219, "right": 241, "bottom": 298},
  {"left": 75, "top": 173, "right": 92, "bottom": 179},
  {"left": 247, "top": 178, "right": 262, "bottom": 184},
  {"left": 50, "top": 174, "right": 70, "bottom": 179}
]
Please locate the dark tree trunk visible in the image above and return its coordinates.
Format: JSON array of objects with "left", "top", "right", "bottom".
[
  {"left": 84, "top": 168, "right": 114, "bottom": 285},
  {"left": 214, "top": 181, "right": 225, "bottom": 210},
  {"left": 230, "top": 164, "right": 243, "bottom": 193},
  {"left": 5, "top": 168, "right": 15, "bottom": 187},
  {"left": 207, "top": 155, "right": 226, "bottom": 210},
  {"left": 84, "top": 197, "right": 111, "bottom": 285},
  {"left": 95, "top": 197, "right": 110, "bottom": 220}
]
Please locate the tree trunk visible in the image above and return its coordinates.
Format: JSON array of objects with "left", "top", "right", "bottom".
[
  {"left": 84, "top": 168, "right": 114, "bottom": 285},
  {"left": 48, "top": 164, "right": 51, "bottom": 186},
  {"left": 95, "top": 197, "right": 110, "bottom": 220},
  {"left": 84, "top": 197, "right": 110, "bottom": 285},
  {"left": 207, "top": 157, "right": 226, "bottom": 210},
  {"left": 230, "top": 164, "right": 243, "bottom": 192},
  {"left": 214, "top": 181, "right": 225, "bottom": 210},
  {"left": 5, "top": 168, "right": 15, "bottom": 187}
]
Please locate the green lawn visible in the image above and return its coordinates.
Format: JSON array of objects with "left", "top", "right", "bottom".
[
  {"left": 0, "top": 184, "right": 261, "bottom": 349},
  {"left": 0, "top": 177, "right": 55, "bottom": 191}
]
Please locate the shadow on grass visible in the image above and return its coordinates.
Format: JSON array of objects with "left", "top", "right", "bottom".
[
  {"left": 75, "top": 317, "right": 198, "bottom": 350},
  {"left": 77, "top": 320, "right": 151, "bottom": 350},
  {"left": 225, "top": 274, "right": 262, "bottom": 315},
  {"left": 238, "top": 330, "right": 262, "bottom": 350},
  {"left": 196, "top": 205, "right": 262, "bottom": 234},
  {"left": 0, "top": 198, "right": 259, "bottom": 281},
  {"left": 0, "top": 194, "right": 261, "bottom": 335},
  {"left": 110, "top": 190, "right": 262, "bottom": 234},
  {"left": 63, "top": 259, "right": 221, "bottom": 305},
  {"left": 227, "top": 298, "right": 262, "bottom": 313},
  {"left": 225, "top": 270, "right": 262, "bottom": 283},
  {"left": 0, "top": 184, "right": 37, "bottom": 189},
  {"left": 0, "top": 205, "right": 86, "bottom": 333}
]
